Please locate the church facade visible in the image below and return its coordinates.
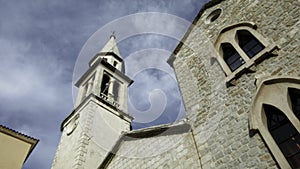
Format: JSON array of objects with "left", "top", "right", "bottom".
[{"left": 52, "top": 0, "right": 300, "bottom": 168}]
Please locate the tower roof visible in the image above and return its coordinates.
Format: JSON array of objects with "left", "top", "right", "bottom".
[{"left": 99, "top": 34, "right": 121, "bottom": 57}]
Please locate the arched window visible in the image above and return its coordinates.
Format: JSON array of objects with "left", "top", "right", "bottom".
[
  {"left": 221, "top": 43, "right": 244, "bottom": 71},
  {"left": 214, "top": 22, "right": 278, "bottom": 84},
  {"left": 264, "top": 104, "right": 300, "bottom": 168},
  {"left": 101, "top": 74, "right": 110, "bottom": 96},
  {"left": 237, "top": 30, "right": 264, "bottom": 58},
  {"left": 250, "top": 77, "right": 300, "bottom": 168},
  {"left": 289, "top": 88, "right": 300, "bottom": 120}
]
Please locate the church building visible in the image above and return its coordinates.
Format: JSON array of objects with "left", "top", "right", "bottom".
[{"left": 52, "top": 0, "right": 299, "bottom": 168}]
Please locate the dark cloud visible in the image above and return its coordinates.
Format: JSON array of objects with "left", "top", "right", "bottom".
[{"left": 0, "top": 0, "right": 209, "bottom": 168}]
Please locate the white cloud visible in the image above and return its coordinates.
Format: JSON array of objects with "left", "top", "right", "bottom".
[{"left": 0, "top": 37, "right": 72, "bottom": 168}]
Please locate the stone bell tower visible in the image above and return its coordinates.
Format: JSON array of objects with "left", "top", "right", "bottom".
[{"left": 52, "top": 34, "right": 133, "bottom": 169}]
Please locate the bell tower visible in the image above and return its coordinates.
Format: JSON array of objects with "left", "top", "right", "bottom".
[{"left": 52, "top": 35, "right": 133, "bottom": 169}]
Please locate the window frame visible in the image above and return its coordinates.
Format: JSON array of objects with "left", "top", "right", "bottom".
[
  {"left": 221, "top": 43, "right": 245, "bottom": 71},
  {"left": 214, "top": 22, "right": 278, "bottom": 85},
  {"left": 249, "top": 76, "right": 300, "bottom": 169}
]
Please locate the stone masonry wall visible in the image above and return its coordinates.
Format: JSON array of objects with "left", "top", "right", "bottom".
[
  {"left": 107, "top": 131, "right": 201, "bottom": 169},
  {"left": 52, "top": 101, "right": 95, "bottom": 169},
  {"left": 173, "top": 0, "right": 299, "bottom": 168}
]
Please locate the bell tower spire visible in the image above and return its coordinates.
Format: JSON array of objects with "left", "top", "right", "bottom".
[
  {"left": 74, "top": 33, "right": 131, "bottom": 110},
  {"left": 52, "top": 35, "right": 133, "bottom": 169}
]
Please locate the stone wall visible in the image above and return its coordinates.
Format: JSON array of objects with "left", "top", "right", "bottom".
[
  {"left": 172, "top": 0, "right": 299, "bottom": 168},
  {"left": 52, "top": 96, "right": 131, "bottom": 169},
  {"left": 52, "top": 100, "right": 94, "bottom": 169},
  {"left": 106, "top": 124, "right": 201, "bottom": 169}
]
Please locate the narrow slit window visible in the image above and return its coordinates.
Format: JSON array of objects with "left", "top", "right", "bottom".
[
  {"left": 221, "top": 43, "right": 245, "bottom": 71},
  {"left": 237, "top": 30, "right": 264, "bottom": 58},
  {"left": 264, "top": 104, "right": 300, "bottom": 169},
  {"left": 113, "top": 61, "right": 118, "bottom": 67}
]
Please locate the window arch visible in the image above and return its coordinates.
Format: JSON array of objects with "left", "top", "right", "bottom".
[
  {"left": 264, "top": 104, "right": 300, "bottom": 168},
  {"left": 214, "top": 22, "right": 278, "bottom": 84},
  {"left": 250, "top": 77, "right": 300, "bottom": 168}
]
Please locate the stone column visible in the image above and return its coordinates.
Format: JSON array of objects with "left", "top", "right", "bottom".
[
  {"left": 93, "top": 71, "right": 100, "bottom": 96},
  {"left": 86, "top": 80, "right": 93, "bottom": 96},
  {"left": 108, "top": 79, "right": 115, "bottom": 102},
  {"left": 74, "top": 86, "right": 84, "bottom": 107}
]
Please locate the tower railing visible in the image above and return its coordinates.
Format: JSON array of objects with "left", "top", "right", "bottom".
[{"left": 100, "top": 93, "right": 120, "bottom": 108}]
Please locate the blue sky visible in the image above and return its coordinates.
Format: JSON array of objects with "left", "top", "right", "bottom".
[{"left": 0, "top": 0, "right": 209, "bottom": 168}]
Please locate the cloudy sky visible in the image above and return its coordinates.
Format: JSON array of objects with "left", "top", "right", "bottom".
[{"left": 0, "top": 0, "right": 209, "bottom": 168}]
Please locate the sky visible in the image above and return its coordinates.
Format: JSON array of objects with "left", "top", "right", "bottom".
[{"left": 0, "top": 0, "right": 209, "bottom": 168}]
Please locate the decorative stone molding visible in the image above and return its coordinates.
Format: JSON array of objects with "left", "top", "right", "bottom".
[
  {"left": 213, "top": 22, "right": 279, "bottom": 86},
  {"left": 64, "top": 114, "right": 80, "bottom": 136},
  {"left": 72, "top": 109, "right": 94, "bottom": 169},
  {"left": 249, "top": 76, "right": 300, "bottom": 169}
]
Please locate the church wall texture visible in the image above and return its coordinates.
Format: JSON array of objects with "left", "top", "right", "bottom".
[
  {"left": 106, "top": 125, "right": 201, "bottom": 169},
  {"left": 52, "top": 97, "right": 130, "bottom": 169},
  {"left": 172, "top": 0, "right": 299, "bottom": 168}
]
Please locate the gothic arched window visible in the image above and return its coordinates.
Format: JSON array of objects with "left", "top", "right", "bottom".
[
  {"left": 264, "top": 104, "right": 300, "bottom": 168},
  {"left": 214, "top": 22, "right": 277, "bottom": 85},
  {"left": 250, "top": 77, "right": 300, "bottom": 169}
]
